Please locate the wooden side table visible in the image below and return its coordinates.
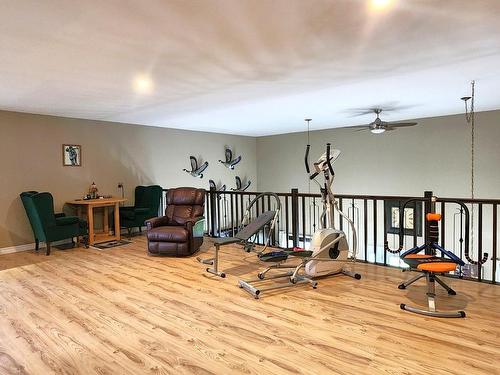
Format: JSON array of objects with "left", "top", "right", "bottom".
[{"left": 67, "top": 197, "right": 126, "bottom": 246}]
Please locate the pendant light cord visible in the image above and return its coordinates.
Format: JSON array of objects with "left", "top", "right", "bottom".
[
  {"left": 305, "top": 119, "right": 312, "bottom": 195},
  {"left": 463, "top": 80, "right": 475, "bottom": 257}
]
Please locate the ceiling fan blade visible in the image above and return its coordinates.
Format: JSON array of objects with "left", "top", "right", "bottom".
[
  {"left": 346, "top": 103, "right": 417, "bottom": 117},
  {"left": 387, "top": 122, "right": 418, "bottom": 128},
  {"left": 347, "top": 109, "right": 379, "bottom": 117},
  {"left": 378, "top": 103, "right": 416, "bottom": 112},
  {"left": 342, "top": 122, "right": 374, "bottom": 129}
]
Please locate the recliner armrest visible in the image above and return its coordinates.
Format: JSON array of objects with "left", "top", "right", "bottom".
[
  {"left": 145, "top": 216, "right": 169, "bottom": 230},
  {"left": 185, "top": 216, "right": 205, "bottom": 237},
  {"left": 55, "top": 216, "right": 80, "bottom": 226}
]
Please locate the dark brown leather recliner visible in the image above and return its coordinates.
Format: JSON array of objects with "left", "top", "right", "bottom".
[{"left": 145, "top": 187, "right": 205, "bottom": 256}]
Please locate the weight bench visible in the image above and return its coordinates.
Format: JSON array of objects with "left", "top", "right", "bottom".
[{"left": 197, "top": 208, "right": 279, "bottom": 278}]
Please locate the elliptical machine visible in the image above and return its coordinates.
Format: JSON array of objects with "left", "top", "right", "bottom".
[
  {"left": 303, "top": 143, "right": 361, "bottom": 280},
  {"left": 237, "top": 143, "right": 360, "bottom": 299}
]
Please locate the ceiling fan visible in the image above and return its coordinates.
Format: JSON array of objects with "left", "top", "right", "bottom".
[{"left": 347, "top": 108, "right": 418, "bottom": 134}]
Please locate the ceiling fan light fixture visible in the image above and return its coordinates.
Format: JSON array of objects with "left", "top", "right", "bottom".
[
  {"left": 371, "top": 128, "right": 386, "bottom": 134},
  {"left": 132, "top": 73, "right": 154, "bottom": 94}
]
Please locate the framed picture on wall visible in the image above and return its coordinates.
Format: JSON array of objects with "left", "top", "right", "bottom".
[
  {"left": 384, "top": 200, "right": 422, "bottom": 237},
  {"left": 62, "top": 144, "right": 82, "bottom": 167}
]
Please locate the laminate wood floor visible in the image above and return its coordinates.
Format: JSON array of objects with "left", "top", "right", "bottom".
[{"left": 0, "top": 236, "right": 499, "bottom": 375}]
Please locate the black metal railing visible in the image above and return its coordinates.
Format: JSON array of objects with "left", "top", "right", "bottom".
[{"left": 162, "top": 188, "right": 499, "bottom": 285}]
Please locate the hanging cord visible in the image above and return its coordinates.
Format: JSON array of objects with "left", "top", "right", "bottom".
[
  {"left": 305, "top": 119, "right": 313, "bottom": 237},
  {"left": 463, "top": 80, "right": 475, "bottom": 261},
  {"left": 305, "top": 119, "right": 312, "bottom": 195}
]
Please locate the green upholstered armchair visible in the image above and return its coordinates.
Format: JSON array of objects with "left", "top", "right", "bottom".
[
  {"left": 120, "top": 185, "right": 163, "bottom": 234},
  {"left": 20, "top": 191, "right": 88, "bottom": 255}
]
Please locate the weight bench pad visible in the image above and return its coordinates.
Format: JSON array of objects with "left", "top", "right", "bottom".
[
  {"left": 235, "top": 211, "right": 276, "bottom": 241},
  {"left": 213, "top": 237, "right": 242, "bottom": 246}
]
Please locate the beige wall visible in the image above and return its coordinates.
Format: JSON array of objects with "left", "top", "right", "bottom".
[
  {"left": 3, "top": 108, "right": 500, "bottom": 248},
  {"left": 256, "top": 110, "right": 500, "bottom": 199},
  {"left": 0, "top": 110, "right": 257, "bottom": 248}
]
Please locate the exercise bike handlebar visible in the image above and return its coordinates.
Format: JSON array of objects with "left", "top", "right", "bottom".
[
  {"left": 326, "top": 143, "right": 335, "bottom": 176},
  {"left": 304, "top": 143, "right": 334, "bottom": 180},
  {"left": 241, "top": 192, "right": 282, "bottom": 226},
  {"left": 305, "top": 144, "right": 311, "bottom": 174},
  {"left": 305, "top": 144, "right": 320, "bottom": 179}
]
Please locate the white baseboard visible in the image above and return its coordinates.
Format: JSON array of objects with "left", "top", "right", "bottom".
[
  {"left": 0, "top": 239, "right": 73, "bottom": 255},
  {"left": 0, "top": 242, "right": 36, "bottom": 255}
]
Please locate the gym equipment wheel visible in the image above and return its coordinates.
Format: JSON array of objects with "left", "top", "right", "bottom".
[
  {"left": 354, "top": 273, "right": 361, "bottom": 280},
  {"left": 221, "top": 272, "right": 226, "bottom": 278},
  {"left": 398, "top": 284, "right": 406, "bottom": 289},
  {"left": 258, "top": 272, "right": 265, "bottom": 280}
]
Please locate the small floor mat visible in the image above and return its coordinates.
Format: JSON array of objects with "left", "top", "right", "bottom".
[
  {"left": 93, "top": 240, "right": 131, "bottom": 249},
  {"left": 54, "top": 243, "right": 77, "bottom": 250}
]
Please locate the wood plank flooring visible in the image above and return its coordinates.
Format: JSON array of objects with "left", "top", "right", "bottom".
[{"left": 0, "top": 236, "right": 499, "bottom": 375}]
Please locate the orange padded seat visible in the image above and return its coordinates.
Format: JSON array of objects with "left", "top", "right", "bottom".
[
  {"left": 404, "top": 254, "right": 433, "bottom": 259},
  {"left": 417, "top": 262, "right": 457, "bottom": 273}
]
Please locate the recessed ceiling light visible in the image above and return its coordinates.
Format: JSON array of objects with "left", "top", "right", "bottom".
[
  {"left": 371, "top": 128, "right": 386, "bottom": 134},
  {"left": 369, "top": 0, "right": 394, "bottom": 11},
  {"left": 133, "top": 74, "right": 154, "bottom": 94}
]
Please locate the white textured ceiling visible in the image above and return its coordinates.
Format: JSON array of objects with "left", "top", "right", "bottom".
[{"left": 1, "top": 0, "right": 499, "bottom": 136}]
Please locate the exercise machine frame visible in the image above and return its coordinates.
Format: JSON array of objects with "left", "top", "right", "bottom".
[
  {"left": 197, "top": 192, "right": 281, "bottom": 278},
  {"left": 385, "top": 191, "right": 488, "bottom": 318},
  {"left": 238, "top": 143, "right": 360, "bottom": 298}
]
